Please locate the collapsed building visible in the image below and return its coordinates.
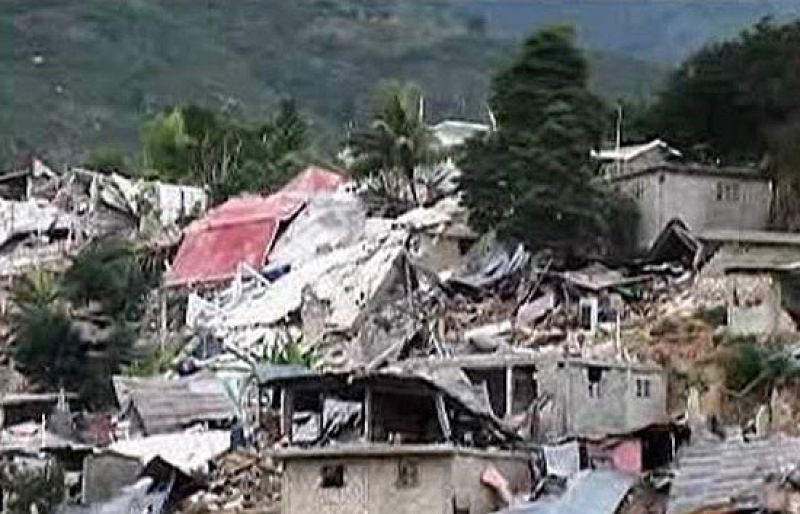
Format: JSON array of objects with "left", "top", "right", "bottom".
[{"left": 6, "top": 141, "right": 800, "bottom": 514}]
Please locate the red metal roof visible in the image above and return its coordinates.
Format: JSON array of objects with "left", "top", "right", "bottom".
[{"left": 166, "top": 167, "right": 346, "bottom": 287}]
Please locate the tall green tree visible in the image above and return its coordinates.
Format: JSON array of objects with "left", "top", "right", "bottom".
[
  {"left": 647, "top": 18, "right": 800, "bottom": 228},
  {"left": 459, "top": 26, "right": 636, "bottom": 256},
  {"left": 11, "top": 239, "right": 156, "bottom": 404},
  {"left": 348, "top": 82, "right": 441, "bottom": 204},
  {"left": 13, "top": 305, "right": 85, "bottom": 392},
  {"left": 141, "top": 100, "right": 310, "bottom": 202},
  {"left": 62, "top": 239, "right": 157, "bottom": 320}
]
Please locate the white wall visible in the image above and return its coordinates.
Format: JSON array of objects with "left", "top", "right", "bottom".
[{"left": 615, "top": 171, "right": 771, "bottom": 248}]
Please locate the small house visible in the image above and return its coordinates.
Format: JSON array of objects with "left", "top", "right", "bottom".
[
  {"left": 112, "top": 374, "right": 237, "bottom": 437},
  {"left": 537, "top": 358, "right": 667, "bottom": 440},
  {"left": 592, "top": 139, "right": 681, "bottom": 179},
  {"left": 262, "top": 368, "right": 531, "bottom": 514},
  {"left": 608, "top": 163, "right": 772, "bottom": 250}
]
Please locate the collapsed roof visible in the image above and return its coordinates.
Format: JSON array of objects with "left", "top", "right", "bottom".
[
  {"left": 112, "top": 374, "right": 237, "bottom": 436},
  {"left": 165, "top": 166, "right": 346, "bottom": 287}
]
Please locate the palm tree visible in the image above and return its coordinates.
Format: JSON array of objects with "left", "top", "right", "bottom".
[
  {"left": 348, "top": 82, "right": 441, "bottom": 204},
  {"left": 10, "top": 270, "right": 62, "bottom": 314}
]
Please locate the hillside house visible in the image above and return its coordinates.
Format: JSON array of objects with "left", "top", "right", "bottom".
[
  {"left": 262, "top": 369, "right": 530, "bottom": 514},
  {"left": 607, "top": 162, "right": 772, "bottom": 249},
  {"left": 537, "top": 358, "right": 667, "bottom": 440},
  {"left": 593, "top": 139, "right": 681, "bottom": 179},
  {"left": 593, "top": 139, "right": 772, "bottom": 249},
  {"left": 403, "top": 354, "right": 667, "bottom": 442}
]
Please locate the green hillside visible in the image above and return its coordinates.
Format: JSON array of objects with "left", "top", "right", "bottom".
[{"left": 0, "top": 0, "right": 667, "bottom": 168}]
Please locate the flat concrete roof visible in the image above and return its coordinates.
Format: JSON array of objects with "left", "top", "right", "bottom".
[
  {"left": 404, "top": 353, "right": 662, "bottom": 374},
  {"left": 403, "top": 352, "right": 548, "bottom": 369},
  {"left": 605, "top": 163, "right": 768, "bottom": 183},
  {"left": 0, "top": 392, "right": 79, "bottom": 406},
  {"left": 699, "top": 229, "right": 800, "bottom": 246},
  {"left": 272, "top": 444, "right": 529, "bottom": 461}
]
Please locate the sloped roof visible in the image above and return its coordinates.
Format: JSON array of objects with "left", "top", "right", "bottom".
[
  {"left": 592, "top": 139, "right": 681, "bottom": 162},
  {"left": 500, "top": 469, "right": 635, "bottom": 514},
  {"left": 431, "top": 120, "right": 490, "bottom": 148},
  {"left": 667, "top": 432, "right": 800, "bottom": 514},
  {"left": 165, "top": 167, "right": 346, "bottom": 287},
  {"left": 113, "top": 374, "right": 237, "bottom": 435}
]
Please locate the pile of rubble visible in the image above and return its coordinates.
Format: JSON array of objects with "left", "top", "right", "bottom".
[
  {"left": 7, "top": 159, "right": 800, "bottom": 514},
  {"left": 180, "top": 450, "right": 281, "bottom": 513},
  {"left": 0, "top": 159, "right": 206, "bottom": 279}
]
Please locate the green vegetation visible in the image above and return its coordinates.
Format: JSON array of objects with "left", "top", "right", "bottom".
[
  {"left": 721, "top": 339, "right": 796, "bottom": 396},
  {"left": 2, "top": 463, "right": 65, "bottom": 514},
  {"left": 11, "top": 240, "right": 157, "bottom": 405},
  {"left": 459, "top": 26, "right": 639, "bottom": 257},
  {"left": 266, "top": 340, "right": 316, "bottom": 368},
  {"left": 348, "top": 82, "right": 442, "bottom": 204},
  {"left": 0, "top": 0, "right": 668, "bottom": 169},
  {"left": 646, "top": 19, "right": 800, "bottom": 229},
  {"left": 141, "top": 101, "right": 309, "bottom": 202}
]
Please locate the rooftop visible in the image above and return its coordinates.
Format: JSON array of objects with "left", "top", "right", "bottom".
[
  {"left": 273, "top": 443, "right": 526, "bottom": 460},
  {"left": 113, "top": 374, "right": 237, "bottom": 435},
  {"left": 699, "top": 229, "right": 800, "bottom": 246},
  {"left": 430, "top": 120, "right": 490, "bottom": 148},
  {"left": 592, "top": 138, "right": 681, "bottom": 162},
  {"left": 606, "top": 162, "right": 767, "bottom": 182},
  {"left": 667, "top": 432, "right": 800, "bottom": 514}
]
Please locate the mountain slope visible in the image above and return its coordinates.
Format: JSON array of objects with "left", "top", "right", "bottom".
[
  {"left": 0, "top": 0, "right": 667, "bottom": 167},
  {"left": 460, "top": 0, "right": 800, "bottom": 63}
]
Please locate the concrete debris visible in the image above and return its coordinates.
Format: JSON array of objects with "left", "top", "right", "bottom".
[
  {"left": 8, "top": 158, "right": 800, "bottom": 514},
  {"left": 109, "top": 429, "right": 231, "bottom": 476},
  {"left": 179, "top": 449, "right": 281, "bottom": 513},
  {"left": 0, "top": 163, "right": 206, "bottom": 278}
]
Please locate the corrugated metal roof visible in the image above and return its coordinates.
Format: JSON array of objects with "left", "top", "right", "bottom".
[
  {"left": 592, "top": 139, "right": 680, "bottom": 162},
  {"left": 165, "top": 167, "right": 345, "bottom": 287},
  {"left": 254, "top": 364, "right": 314, "bottom": 384},
  {"left": 109, "top": 430, "right": 231, "bottom": 475},
  {"left": 667, "top": 433, "right": 800, "bottom": 514},
  {"left": 501, "top": 469, "right": 635, "bottom": 514},
  {"left": 113, "top": 374, "right": 237, "bottom": 435}
]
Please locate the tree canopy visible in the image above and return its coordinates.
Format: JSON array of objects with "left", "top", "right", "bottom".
[
  {"left": 11, "top": 240, "right": 157, "bottom": 405},
  {"left": 647, "top": 18, "right": 800, "bottom": 228},
  {"left": 142, "top": 100, "right": 310, "bottom": 203},
  {"left": 347, "top": 81, "right": 442, "bottom": 204},
  {"left": 459, "top": 26, "right": 637, "bottom": 257},
  {"left": 648, "top": 18, "right": 800, "bottom": 163}
]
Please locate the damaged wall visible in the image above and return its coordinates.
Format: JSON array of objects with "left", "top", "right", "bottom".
[
  {"left": 279, "top": 448, "right": 530, "bottom": 514},
  {"left": 82, "top": 452, "right": 143, "bottom": 504},
  {"left": 539, "top": 360, "right": 667, "bottom": 439}
]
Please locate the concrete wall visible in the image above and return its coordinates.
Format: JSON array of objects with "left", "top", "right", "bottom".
[
  {"left": 614, "top": 171, "right": 771, "bottom": 248},
  {"left": 82, "top": 452, "right": 143, "bottom": 504},
  {"left": 412, "top": 233, "right": 465, "bottom": 273},
  {"left": 281, "top": 450, "right": 530, "bottom": 514},
  {"left": 540, "top": 362, "right": 667, "bottom": 438},
  {"left": 726, "top": 273, "right": 783, "bottom": 336}
]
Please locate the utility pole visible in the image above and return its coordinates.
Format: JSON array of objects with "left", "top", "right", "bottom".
[{"left": 615, "top": 103, "right": 623, "bottom": 176}]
